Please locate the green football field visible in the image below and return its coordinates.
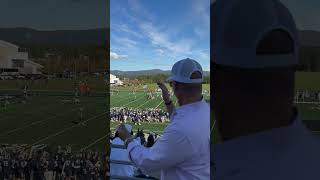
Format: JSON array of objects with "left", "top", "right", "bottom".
[
  {"left": 0, "top": 92, "right": 108, "bottom": 152},
  {"left": 110, "top": 83, "right": 211, "bottom": 134}
]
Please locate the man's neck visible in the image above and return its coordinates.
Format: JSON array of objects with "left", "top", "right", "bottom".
[
  {"left": 220, "top": 107, "right": 296, "bottom": 141},
  {"left": 178, "top": 95, "right": 203, "bottom": 106}
]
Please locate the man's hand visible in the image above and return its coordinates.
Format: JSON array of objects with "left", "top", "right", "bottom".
[
  {"left": 157, "top": 82, "right": 171, "bottom": 104},
  {"left": 124, "top": 137, "right": 135, "bottom": 148},
  {"left": 157, "top": 81, "right": 175, "bottom": 119}
]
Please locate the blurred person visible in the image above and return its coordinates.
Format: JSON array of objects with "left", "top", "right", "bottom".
[
  {"left": 119, "top": 58, "right": 210, "bottom": 180},
  {"left": 146, "top": 134, "right": 155, "bottom": 148},
  {"left": 212, "top": 0, "right": 320, "bottom": 179},
  {"left": 110, "top": 124, "right": 135, "bottom": 177}
]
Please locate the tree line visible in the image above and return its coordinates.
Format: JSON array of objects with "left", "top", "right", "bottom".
[
  {"left": 23, "top": 42, "right": 108, "bottom": 75},
  {"left": 118, "top": 74, "right": 210, "bottom": 84},
  {"left": 298, "top": 47, "right": 320, "bottom": 72},
  {"left": 24, "top": 44, "right": 320, "bottom": 74}
]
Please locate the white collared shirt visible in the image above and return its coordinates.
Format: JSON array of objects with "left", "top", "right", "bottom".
[
  {"left": 213, "top": 116, "right": 320, "bottom": 180},
  {"left": 127, "top": 99, "right": 210, "bottom": 180},
  {"left": 110, "top": 137, "right": 135, "bottom": 177}
]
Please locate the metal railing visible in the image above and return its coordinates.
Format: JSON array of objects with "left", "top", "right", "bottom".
[{"left": 109, "top": 144, "right": 152, "bottom": 180}]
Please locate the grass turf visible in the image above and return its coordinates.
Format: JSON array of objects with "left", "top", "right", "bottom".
[
  {"left": 0, "top": 94, "right": 108, "bottom": 152},
  {"left": 110, "top": 83, "right": 210, "bottom": 134}
]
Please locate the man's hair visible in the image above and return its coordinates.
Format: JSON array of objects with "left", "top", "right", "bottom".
[
  {"left": 175, "top": 82, "right": 202, "bottom": 94},
  {"left": 190, "top": 71, "right": 202, "bottom": 79},
  {"left": 174, "top": 71, "right": 203, "bottom": 95}
]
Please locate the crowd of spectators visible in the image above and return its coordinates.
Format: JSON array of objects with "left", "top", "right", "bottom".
[
  {"left": 295, "top": 90, "right": 320, "bottom": 102},
  {"left": 110, "top": 107, "right": 169, "bottom": 124},
  {"left": 0, "top": 144, "right": 109, "bottom": 180}
]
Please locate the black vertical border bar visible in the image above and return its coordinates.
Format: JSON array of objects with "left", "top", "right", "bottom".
[
  {"left": 210, "top": 0, "right": 216, "bottom": 179},
  {"left": 106, "top": 0, "right": 111, "bottom": 158}
]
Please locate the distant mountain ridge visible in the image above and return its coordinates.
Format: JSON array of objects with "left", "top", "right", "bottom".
[
  {"left": 0, "top": 27, "right": 108, "bottom": 46},
  {"left": 111, "top": 69, "right": 210, "bottom": 77},
  {"left": 0, "top": 28, "right": 319, "bottom": 47}
]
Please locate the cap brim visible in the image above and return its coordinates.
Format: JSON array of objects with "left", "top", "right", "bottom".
[{"left": 167, "top": 77, "right": 203, "bottom": 84}]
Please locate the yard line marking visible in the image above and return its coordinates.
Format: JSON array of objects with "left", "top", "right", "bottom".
[
  {"left": 110, "top": 92, "right": 131, "bottom": 100},
  {"left": 111, "top": 94, "right": 140, "bottom": 106},
  {"left": 136, "top": 98, "right": 153, "bottom": 109},
  {"left": 79, "top": 133, "right": 110, "bottom": 152},
  {"left": 211, "top": 120, "right": 216, "bottom": 134},
  {"left": 0, "top": 119, "right": 50, "bottom": 137},
  {"left": 117, "top": 95, "right": 145, "bottom": 108},
  {"left": 111, "top": 95, "right": 132, "bottom": 105},
  {"left": 154, "top": 100, "right": 163, "bottom": 109},
  {"left": 0, "top": 108, "right": 78, "bottom": 137},
  {"left": 30, "top": 111, "right": 107, "bottom": 146}
]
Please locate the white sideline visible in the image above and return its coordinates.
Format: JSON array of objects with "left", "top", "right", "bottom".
[
  {"left": 0, "top": 108, "right": 79, "bottom": 137},
  {"left": 80, "top": 133, "right": 110, "bottom": 152},
  {"left": 118, "top": 95, "right": 145, "bottom": 108},
  {"left": 111, "top": 94, "right": 142, "bottom": 106},
  {"left": 154, "top": 101, "right": 163, "bottom": 109},
  {"left": 136, "top": 98, "right": 153, "bottom": 109}
]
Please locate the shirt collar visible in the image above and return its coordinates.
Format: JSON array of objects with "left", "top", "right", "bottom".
[
  {"left": 171, "top": 97, "right": 206, "bottom": 122},
  {"left": 177, "top": 96, "right": 206, "bottom": 109},
  {"left": 213, "top": 114, "right": 316, "bottom": 176}
]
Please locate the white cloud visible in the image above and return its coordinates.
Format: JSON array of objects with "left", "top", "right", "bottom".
[
  {"left": 110, "top": 52, "right": 128, "bottom": 59},
  {"left": 155, "top": 49, "right": 165, "bottom": 56},
  {"left": 111, "top": 33, "right": 138, "bottom": 49},
  {"left": 111, "top": 23, "right": 143, "bottom": 39},
  {"left": 139, "top": 22, "right": 194, "bottom": 55},
  {"left": 111, "top": 0, "right": 210, "bottom": 68},
  {"left": 127, "top": 0, "right": 155, "bottom": 22},
  {"left": 190, "top": 0, "right": 210, "bottom": 39},
  {"left": 119, "top": 0, "right": 195, "bottom": 56},
  {"left": 198, "top": 51, "right": 210, "bottom": 61}
]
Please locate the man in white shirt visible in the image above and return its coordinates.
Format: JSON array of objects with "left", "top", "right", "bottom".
[
  {"left": 212, "top": 0, "right": 320, "bottom": 179},
  {"left": 110, "top": 125, "right": 135, "bottom": 177},
  {"left": 118, "top": 58, "right": 210, "bottom": 180}
]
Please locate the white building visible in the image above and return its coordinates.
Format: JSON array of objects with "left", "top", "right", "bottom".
[
  {"left": 110, "top": 74, "right": 123, "bottom": 86},
  {"left": 0, "top": 40, "right": 43, "bottom": 75}
]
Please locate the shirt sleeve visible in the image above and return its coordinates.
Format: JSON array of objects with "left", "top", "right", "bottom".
[{"left": 127, "top": 126, "right": 193, "bottom": 174}]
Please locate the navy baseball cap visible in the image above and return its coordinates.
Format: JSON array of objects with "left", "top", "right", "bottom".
[{"left": 212, "top": 0, "right": 300, "bottom": 68}]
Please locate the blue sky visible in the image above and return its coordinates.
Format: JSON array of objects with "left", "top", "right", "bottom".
[
  {"left": 110, "top": 0, "right": 210, "bottom": 71},
  {"left": 0, "top": 0, "right": 107, "bottom": 30}
]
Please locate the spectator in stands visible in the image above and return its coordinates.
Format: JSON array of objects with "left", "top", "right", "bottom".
[
  {"left": 110, "top": 124, "right": 135, "bottom": 177},
  {"left": 212, "top": 0, "right": 320, "bottom": 179},
  {"left": 118, "top": 58, "right": 210, "bottom": 179},
  {"left": 146, "top": 134, "right": 155, "bottom": 148},
  {"left": 0, "top": 144, "right": 107, "bottom": 180}
]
